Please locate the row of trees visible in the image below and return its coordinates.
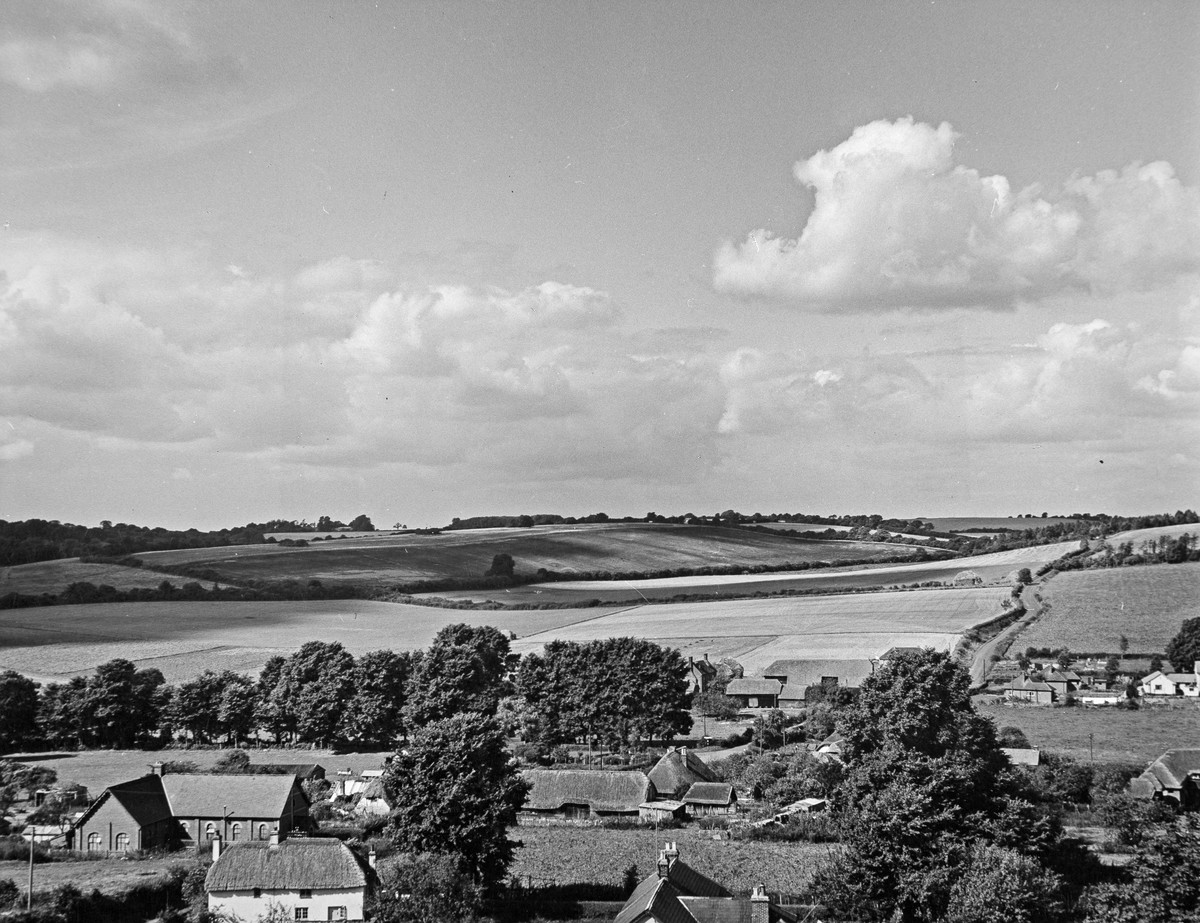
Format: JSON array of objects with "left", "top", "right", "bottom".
[{"left": 0, "top": 625, "right": 693, "bottom": 756}]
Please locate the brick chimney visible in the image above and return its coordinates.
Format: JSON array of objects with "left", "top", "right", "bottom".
[
  {"left": 151, "top": 761, "right": 164, "bottom": 776},
  {"left": 211, "top": 836, "right": 222, "bottom": 862},
  {"left": 268, "top": 831, "right": 281, "bottom": 848},
  {"left": 750, "top": 885, "right": 770, "bottom": 923},
  {"left": 656, "top": 842, "right": 680, "bottom": 878},
  {"left": 368, "top": 848, "right": 377, "bottom": 870}
]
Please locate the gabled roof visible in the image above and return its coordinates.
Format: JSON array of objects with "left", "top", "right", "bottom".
[
  {"left": 1043, "top": 670, "right": 1081, "bottom": 683},
  {"left": 777, "top": 684, "right": 805, "bottom": 702},
  {"left": 1006, "top": 676, "right": 1054, "bottom": 693},
  {"left": 682, "top": 782, "right": 735, "bottom": 806},
  {"left": 206, "top": 838, "right": 366, "bottom": 891},
  {"left": 360, "top": 778, "right": 389, "bottom": 802},
  {"left": 522, "top": 770, "right": 651, "bottom": 813},
  {"left": 616, "top": 853, "right": 794, "bottom": 923},
  {"left": 648, "top": 748, "right": 718, "bottom": 797},
  {"left": 73, "top": 776, "right": 172, "bottom": 832},
  {"left": 761, "top": 659, "right": 874, "bottom": 688},
  {"left": 162, "top": 773, "right": 302, "bottom": 818},
  {"left": 724, "top": 678, "right": 782, "bottom": 697},
  {"left": 1140, "top": 749, "right": 1200, "bottom": 790}
]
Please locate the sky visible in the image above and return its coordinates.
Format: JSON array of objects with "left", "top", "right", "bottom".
[{"left": 1, "top": 0, "right": 1198, "bottom": 530}]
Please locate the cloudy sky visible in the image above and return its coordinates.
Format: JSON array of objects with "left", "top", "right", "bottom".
[{"left": 2, "top": 1, "right": 1198, "bottom": 530}]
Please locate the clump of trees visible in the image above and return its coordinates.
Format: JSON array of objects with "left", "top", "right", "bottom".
[{"left": 516, "top": 638, "right": 691, "bottom": 749}]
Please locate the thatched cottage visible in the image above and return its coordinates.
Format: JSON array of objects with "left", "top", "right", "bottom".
[{"left": 521, "top": 769, "right": 652, "bottom": 820}]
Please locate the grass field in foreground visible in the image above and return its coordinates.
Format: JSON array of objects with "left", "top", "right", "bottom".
[
  {"left": 0, "top": 856, "right": 190, "bottom": 897},
  {"left": 1013, "top": 562, "right": 1200, "bottom": 655},
  {"left": 131, "top": 523, "right": 933, "bottom": 590},
  {"left": 977, "top": 700, "right": 1200, "bottom": 766},
  {"left": 0, "top": 559, "right": 184, "bottom": 596},
  {"left": 512, "top": 824, "right": 831, "bottom": 894}
]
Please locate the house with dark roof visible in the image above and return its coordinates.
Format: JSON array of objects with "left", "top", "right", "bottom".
[
  {"left": 1003, "top": 675, "right": 1055, "bottom": 705},
  {"left": 1042, "top": 670, "right": 1081, "bottom": 698},
  {"left": 682, "top": 782, "right": 737, "bottom": 816},
  {"left": 1129, "top": 748, "right": 1200, "bottom": 807},
  {"left": 615, "top": 842, "right": 797, "bottom": 923},
  {"left": 71, "top": 767, "right": 310, "bottom": 855},
  {"left": 687, "top": 655, "right": 719, "bottom": 694},
  {"left": 521, "top": 769, "right": 652, "bottom": 820},
  {"left": 648, "top": 747, "right": 718, "bottom": 800},
  {"left": 724, "top": 678, "right": 782, "bottom": 709},
  {"left": 206, "top": 833, "right": 373, "bottom": 921}
]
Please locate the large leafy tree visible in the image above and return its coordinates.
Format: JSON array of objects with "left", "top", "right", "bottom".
[
  {"left": 1165, "top": 616, "right": 1200, "bottom": 673},
  {"left": 342, "top": 649, "right": 411, "bottom": 747},
  {"left": 815, "top": 649, "right": 1064, "bottom": 923},
  {"left": 517, "top": 638, "right": 690, "bottom": 749},
  {"left": 404, "top": 625, "right": 510, "bottom": 726},
  {"left": 383, "top": 713, "right": 529, "bottom": 889},
  {"left": 268, "top": 642, "right": 357, "bottom": 746},
  {"left": 81, "top": 660, "right": 166, "bottom": 748},
  {"left": 0, "top": 671, "right": 39, "bottom": 752},
  {"left": 1083, "top": 815, "right": 1200, "bottom": 923}
]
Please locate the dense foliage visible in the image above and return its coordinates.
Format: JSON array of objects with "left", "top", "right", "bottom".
[
  {"left": 0, "top": 518, "right": 269, "bottom": 567},
  {"left": 1165, "top": 616, "right": 1200, "bottom": 673},
  {"left": 516, "top": 637, "right": 691, "bottom": 749}
]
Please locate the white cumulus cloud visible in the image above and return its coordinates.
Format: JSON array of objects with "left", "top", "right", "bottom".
[{"left": 714, "top": 118, "right": 1200, "bottom": 310}]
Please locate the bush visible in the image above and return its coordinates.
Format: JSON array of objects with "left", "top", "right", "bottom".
[
  {"left": 0, "top": 879, "right": 20, "bottom": 910},
  {"left": 0, "top": 836, "right": 52, "bottom": 862}
]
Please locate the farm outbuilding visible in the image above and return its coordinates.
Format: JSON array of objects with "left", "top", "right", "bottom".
[
  {"left": 353, "top": 778, "right": 391, "bottom": 818},
  {"left": 1129, "top": 749, "right": 1200, "bottom": 808},
  {"left": 520, "top": 769, "right": 652, "bottom": 820},
  {"left": 682, "top": 782, "right": 737, "bottom": 816},
  {"left": 762, "top": 658, "right": 874, "bottom": 698},
  {"left": 724, "top": 678, "right": 782, "bottom": 708},
  {"left": 638, "top": 800, "right": 687, "bottom": 822}
]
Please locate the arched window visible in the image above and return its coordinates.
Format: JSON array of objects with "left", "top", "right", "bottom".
[
  {"left": 205, "top": 823, "right": 216, "bottom": 841},
  {"left": 258, "top": 823, "right": 268, "bottom": 840},
  {"left": 114, "top": 833, "right": 129, "bottom": 852},
  {"left": 230, "top": 823, "right": 241, "bottom": 841},
  {"left": 87, "top": 832, "right": 102, "bottom": 852}
]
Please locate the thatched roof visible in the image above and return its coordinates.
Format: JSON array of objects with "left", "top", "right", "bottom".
[
  {"left": 762, "top": 659, "right": 874, "bottom": 688},
  {"left": 648, "top": 748, "right": 717, "bottom": 799},
  {"left": 725, "top": 678, "right": 781, "bottom": 697},
  {"left": 1131, "top": 748, "right": 1200, "bottom": 798},
  {"left": 360, "top": 778, "right": 388, "bottom": 801},
  {"left": 682, "top": 782, "right": 735, "bottom": 806},
  {"left": 162, "top": 773, "right": 302, "bottom": 818},
  {"left": 206, "top": 838, "right": 366, "bottom": 890},
  {"left": 522, "top": 769, "right": 651, "bottom": 813}
]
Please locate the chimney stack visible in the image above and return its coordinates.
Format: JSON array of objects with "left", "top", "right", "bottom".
[
  {"left": 657, "top": 842, "right": 680, "bottom": 878},
  {"left": 368, "top": 848, "right": 377, "bottom": 870},
  {"left": 211, "top": 836, "right": 222, "bottom": 862},
  {"left": 750, "top": 885, "right": 770, "bottom": 923},
  {"left": 151, "top": 761, "right": 164, "bottom": 777},
  {"left": 268, "top": 832, "right": 280, "bottom": 848}
]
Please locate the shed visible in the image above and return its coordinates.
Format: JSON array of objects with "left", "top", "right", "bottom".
[
  {"left": 638, "top": 801, "right": 687, "bottom": 822},
  {"left": 724, "top": 678, "right": 782, "bottom": 709},
  {"left": 762, "top": 659, "right": 874, "bottom": 692},
  {"left": 1129, "top": 749, "right": 1200, "bottom": 807},
  {"left": 682, "top": 782, "right": 737, "bottom": 816},
  {"left": 353, "top": 778, "right": 391, "bottom": 818}
]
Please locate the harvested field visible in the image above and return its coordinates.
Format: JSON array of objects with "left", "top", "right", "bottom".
[
  {"left": 8, "top": 747, "right": 391, "bottom": 793},
  {"left": 427, "top": 541, "right": 1079, "bottom": 605},
  {"left": 0, "top": 599, "right": 613, "bottom": 683},
  {"left": 0, "top": 585, "right": 1003, "bottom": 683},
  {"left": 0, "top": 559, "right": 181, "bottom": 596},
  {"left": 1013, "top": 562, "right": 1200, "bottom": 655},
  {"left": 510, "top": 587, "right": 1005, "bottom": 676},
  {"left": 977, "top": 700, "right": 1200, "bottom": 765},
  {"left": 130, "top": 523, "right": 933, "bottom": 590},
  {"left": 926, "top": 517, "right": 1093, "bottom": 532},
  {"left": 512, "top": 825, "right": 832, "bottom": 895}
]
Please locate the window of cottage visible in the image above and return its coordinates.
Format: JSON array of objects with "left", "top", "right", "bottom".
[
  {"left": 294, "top": 910, "right": 309, "bottom": 921},
  {"left": 299, "top": 889, "right": 312, "bottom": 899},
  {"left": 328, "top": 908, "right": 347, "bottom": 921}
]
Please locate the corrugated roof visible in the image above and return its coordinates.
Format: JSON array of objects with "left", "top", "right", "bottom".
[
  {"left": 649, "top": 749, "right": 718, "bottom": 798},
  {"left": 725, "top": 679, "right": 782, "bottom": 696},
  {"left": 206, "top": 838, "right": 366, "bottom": 891},
  {"left": 683, "top": 782, "right": 735, "bottom": 806},
  {"left": 760, "top": 659, "right": 874, "bottom": 688},
  {"left": 522, "top": 770, "right": 651, "bottom": 813},
  {"left": 162, "top": 773, "right": 300, "bottom": 818}
]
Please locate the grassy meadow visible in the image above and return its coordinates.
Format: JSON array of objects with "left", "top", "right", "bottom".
[
  {"left": 977, "top": 700, "right": 1200, "bottom": 766},
  {"left": 0, "top": 559, "right": 181, "bottom": 596},
  {"left": 130, "top": 523, "right": 937, "bottom": 590},
  {"left": 1014, "top": 562, "right": 1200, "bottom": 655}
]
